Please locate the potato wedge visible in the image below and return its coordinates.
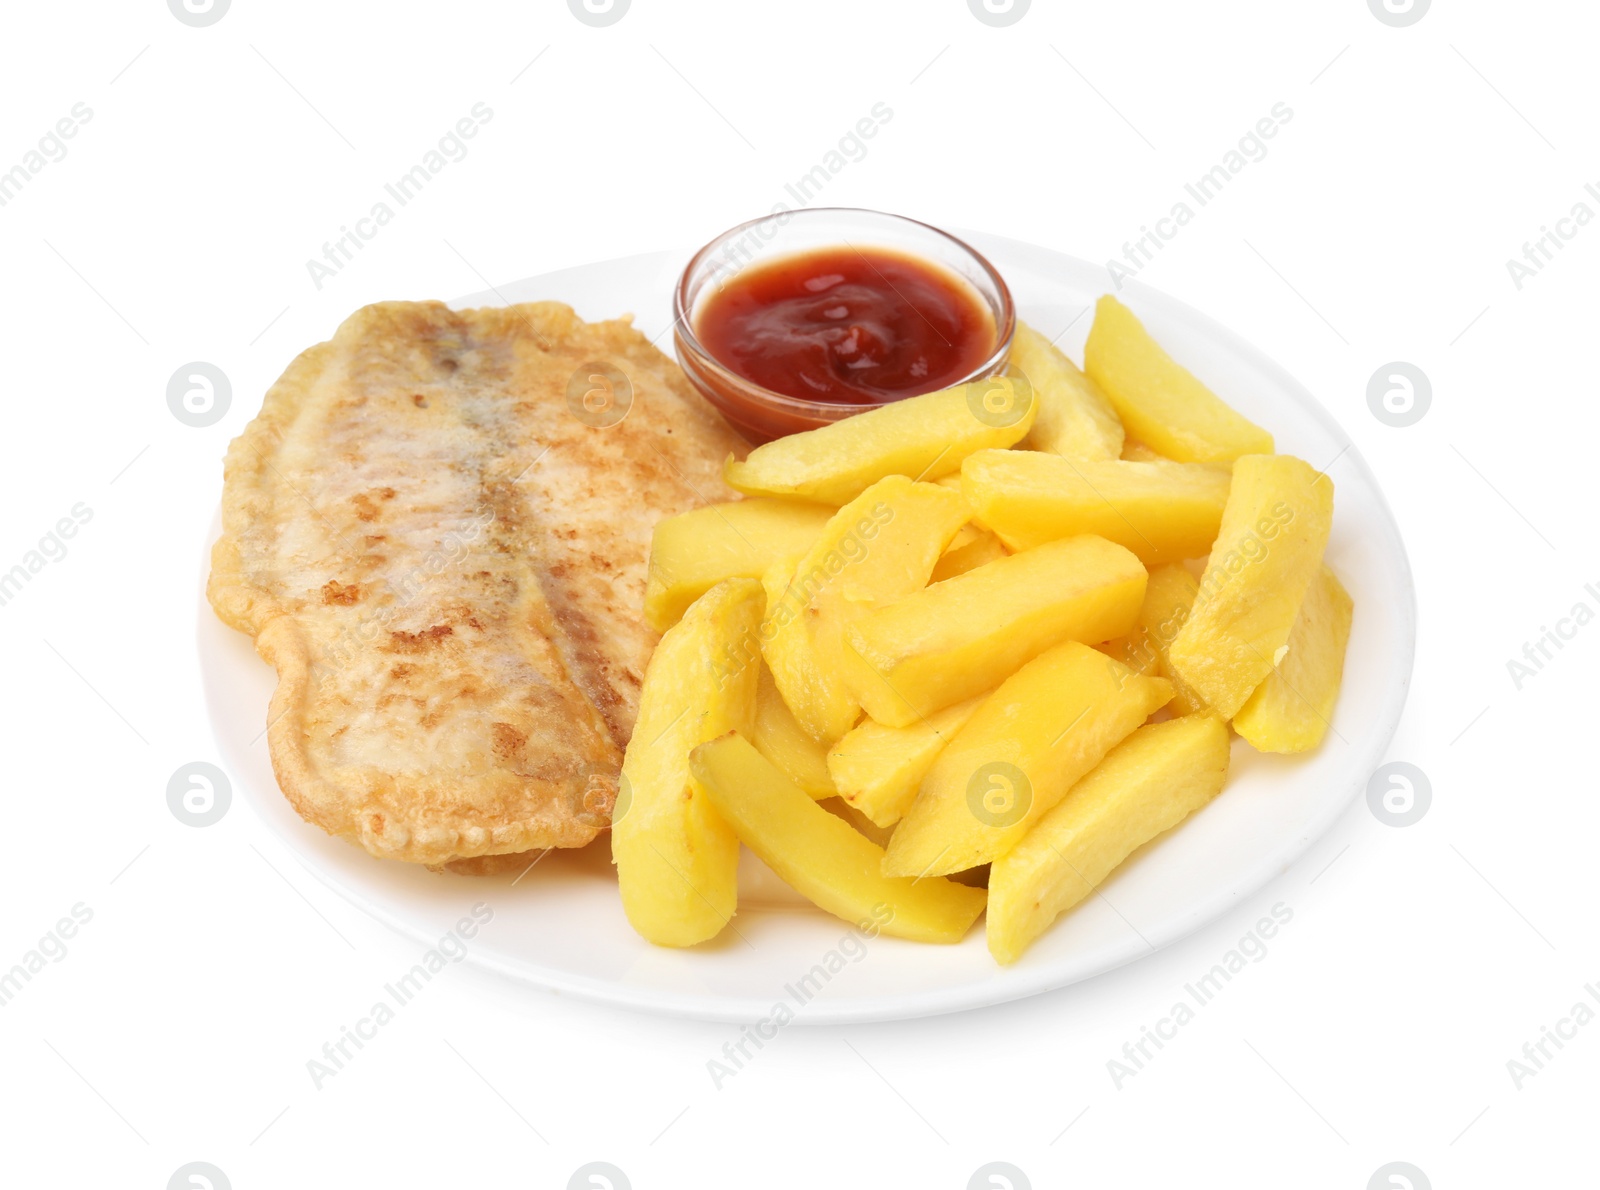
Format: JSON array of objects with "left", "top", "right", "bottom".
[
  {"left": 750, "top": 665, "right": 836, "bottom": 799},
  {"left": 846, "top": 535, "right": 1147, "bottom": 727},
  {"left": 612, "top": 579, "right": 763, "bottom": 947},
  {"left": 1233, "top": 564, "right": 1353, "bottom": 752},
  {"left": 961, "top": 449, "right": 1232, "bottom": 565},
  {"left": 882, "top": 642, "right": 1173, "bottom": 877},
  {"left": 1084, "top": 295, "right": 1273, "bottom": 463},
  {"left": 724, "top": 378, "right": 1036, "bottom": 505},
  {"left": 763, "top": 476, "right": 968, "bottom": 742},
  {"left": 930, "top": 523, "right": 1007, "bottom": 584},
  {"left": 826, "top": 695, "right": 986, "bottom": 828},
  {"left": 1007, "top": 320, "right": 1124, "bottom": 460},
  {"left": 1167, "top": 454, "right": 1334, "bottom": 717},
  {"left": 644, "top": 498, "right": 832, "bottom": 632},
  {"left": 757, "top": 554, "right": 830, "bottom": 735},
  {"left": 690, "top": 733, "right": 987, "bottom": 944},
  {"left": 987, "top": 716, "right": 1230, "bottom": 964}
]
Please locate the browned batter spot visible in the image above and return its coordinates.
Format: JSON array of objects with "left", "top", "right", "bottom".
[
  {"left": 389, "top": 625, "right": 453, "bottom": 652},
  {"left": 321, "top": 580, "right": 361, "bottom": 605},
  {"left": 491, "top": 722, "right": 527, "bottom": 760}
]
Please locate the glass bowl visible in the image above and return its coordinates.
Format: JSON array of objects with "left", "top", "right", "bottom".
[{"left": 673, "top": 208, "right": 1015, "bottom": 444}]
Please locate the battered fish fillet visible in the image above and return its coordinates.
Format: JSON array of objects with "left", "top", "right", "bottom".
[{"left": 208, "top": 301, "right": 747, "bottom": 868}]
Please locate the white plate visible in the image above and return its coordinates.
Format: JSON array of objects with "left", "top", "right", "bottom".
[{"left": 199, "top": 234, "right": 1415, "bottom": 1023}]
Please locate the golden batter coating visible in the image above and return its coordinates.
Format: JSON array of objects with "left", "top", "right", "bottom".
[{"left": 208, "top": 300, "right": 746, "bottom": 867}]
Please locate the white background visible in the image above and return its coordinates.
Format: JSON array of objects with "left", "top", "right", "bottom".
[{"left": 1, "top": 1, "right": 1594, "bottom": 1187}]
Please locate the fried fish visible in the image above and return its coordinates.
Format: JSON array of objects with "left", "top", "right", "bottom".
[{"left": 209, "top": 301, "right": 746, "bottom": 868}]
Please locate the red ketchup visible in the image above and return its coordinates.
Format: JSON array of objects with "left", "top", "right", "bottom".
[{"left": 695, "top": 246, "right": 996, "bottom": 417}]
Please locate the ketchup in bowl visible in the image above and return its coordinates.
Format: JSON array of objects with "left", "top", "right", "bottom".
[
  {"left": 693, "top": 246, "right": 996, "bottom": 408},
  {"left": 674, "top": 209, "right": 1015, "bottom": 443}
]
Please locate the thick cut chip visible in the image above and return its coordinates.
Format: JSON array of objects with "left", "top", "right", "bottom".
[
  {"left": 1167, "top": 455, "right": 1334, "bottom": 718},
  {"left": 1084, "top": 295, "right": 1273, "bottom": 463},
  {"left": 762, "top": 476, "right": 968, "bottom": 742},
  {"left": 1233, "top": 564, "right": 1353, "bottom": 753},
  {"left": 987, "top": 716, "right": 1230, "bottom": 964},
  {"left": 1007, "top": 321, "right": 1124, "bottom": 459},
  {"left": 690, "top": 733, "right": 987, "bottom": 944},
  {"left": 644, "top": 498, "right": 832, "bottom": 632},
  {"left": 826, "top": 695, "right": 985, "bottom": 828},
  {"left": 612, "top": 579, "right": 762, "bottom": 947},
  {"left": 758, "top": 554, "right": 831, "bottom": 741},
  {"left": 962, "top": 449, "right": 1231, "bottom": 565},
  {"left": 882, "top": 642, "right": 1172, "bottom": 877},
  {"left": 724, "top": 379, "right": 1035, "bottom": 505},
  {"left": 749, "top": 665, "right": 837, "bottom": 799},
  {"left": 846, "top": 535, "right": 1147, "bottom": 727}
]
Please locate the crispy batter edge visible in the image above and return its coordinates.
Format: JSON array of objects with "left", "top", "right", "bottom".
[{"left": 208, "top": 300, "right": 728, "bottom": 867}]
